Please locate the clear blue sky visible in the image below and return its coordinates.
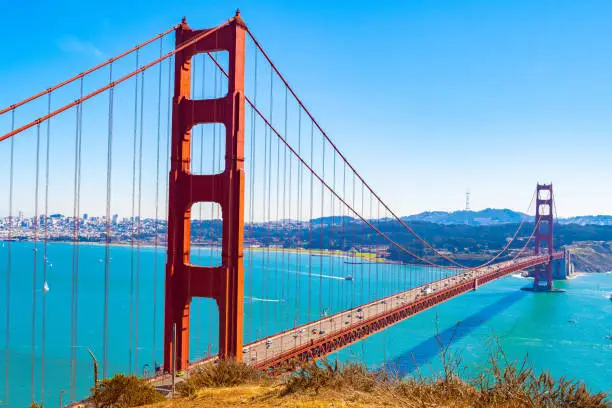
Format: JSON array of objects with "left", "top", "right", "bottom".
[{"left": 1, "top": 0, "right": 612, "bottom": 218}]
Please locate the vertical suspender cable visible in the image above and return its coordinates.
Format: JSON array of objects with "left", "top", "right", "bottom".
[
  {"left": 103, "top": 62, "right": 115, "bottom": 379},
  {"left": 216, "top": 64, "right": 222, "bottom": 277},
  {"left": 248, "top": 48, "right": 258, "bottom": 341},
  {"left": 70, "top": 78, "right": 84, "bottom": 401},
  {"left": 351, "top": 172, "right": 356, "bottom": 313},
  {"left": 274, "top": 73, "right": 281, "bottom": 329},
  {"left": 368, "top": 191, "right": 372, "bottom": 303},
  {"left": 341, "top": 162, "right": 346, "bottom": 309},
  {"left": 296, "top": 109, "right": 302, "bottom": 326},
  {"left": 281, "top": 87, "right": 288, "bottom": 335},
  {"left": 330, "top": 151, "right": 336, "bottom": 312},
  {"left": 360, "top": 182, "right": 364, "bottom": 303},
  {"left": 41, "top": 93, "right": 52, "bottom": 405},
  {"left": 319, "top": 134, "right": 325, "bottom": 327},
  {"left": 152, "top": 39, "right": 164, "bottom": 369},
  {"left": 135, "top": 69, "right": 146, "bottom": 373},
  {"left": 162, "top": 55, "right": 172, "bottom": 371},
  {"left": 205, "top": 55, "right": 213, "bottom": 355},
  {"left": 129, "top": 50, "right": 140, "bottom": 374},
  {"left": 31, "top": 122, "right": 41, "bottom": 403},
  {"left": 260, "top": 65, "right": 268, "bottom": 340},
  {"left": 308, "top": 122, "right": 313, "bottom": 323},
  {"left": 187, "top": 56, "right": 196, "bottom": 356},
  {"left": 285, "top": 107, "right": 293, "bottom": 329},
  {"left": 265, "top": 66, "right": 273, "bottom": 338},
  {"left": 5, "top": 111, "right": 15, "bottom": 407},
  {"left": 197, "top": 54, "right": 205, "bottom": 357}
]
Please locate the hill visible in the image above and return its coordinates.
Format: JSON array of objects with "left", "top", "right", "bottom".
[{"left": 403, "top": 209, "right": 612, "bottom": 226}]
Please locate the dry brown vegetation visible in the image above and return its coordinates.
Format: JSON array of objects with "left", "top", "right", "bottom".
[
  {"left": 147, "top": 346, "right": 610, "bottom": 408},
  {"left": 85, "top": 333, "right": 610, "bottom": 408},
  {"left": 91, "top": 373, "right": 165, "bottom": 407},
  {"left": 175, "top": 359, "right": 268, "bottom": 398}
]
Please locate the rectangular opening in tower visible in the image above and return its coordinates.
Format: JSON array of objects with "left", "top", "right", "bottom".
[
  {"left": 191, "top": 123, "right": 225, "bottom": 175},
  {"left": 190, "top": 297, "right": 220, "bottom": 361},
  {"left": 538, "top": 204, "right": 551, "bottom": 216},
  {"left": 538, "top": 189, "right": 551, "bottom": 200},
  {"left": 191, "top": 51, "right": 230, "bottom": 100},
  {"left": 190, "top": 202, "right": 222, "bottom": 266}
]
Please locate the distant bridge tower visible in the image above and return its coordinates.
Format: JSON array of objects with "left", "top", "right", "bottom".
[{"left": 533, "top": 183, "right": 554, "bottom": 290}]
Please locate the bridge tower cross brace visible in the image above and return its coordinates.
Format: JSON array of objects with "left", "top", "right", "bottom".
[
  {"left": 164, "top": 14, "right": 246, "bottom": 372},
  {"left": 533, "top": 183, "right": 554, "bottom": 289}
]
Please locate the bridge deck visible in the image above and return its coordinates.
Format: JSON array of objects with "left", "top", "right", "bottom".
[{"left": 243, "top": 253, "right": 564, "bottom": 373}]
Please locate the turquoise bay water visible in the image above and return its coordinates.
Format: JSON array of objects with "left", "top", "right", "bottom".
[{"left": 0, "top": 242, "right": 611, "bottom": 406}]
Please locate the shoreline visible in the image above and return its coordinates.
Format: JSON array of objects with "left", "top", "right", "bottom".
[{"left": 0, "top": 240, "right": 435, "bottom": 268}]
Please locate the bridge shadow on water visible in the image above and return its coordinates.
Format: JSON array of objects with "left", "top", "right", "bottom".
[{"left": 382, "top": 289, "right": 527, "bottom": 376}]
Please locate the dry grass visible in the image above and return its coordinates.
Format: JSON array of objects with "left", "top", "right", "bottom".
[
  {"left": 91, "top": 373, "right": 165, "bottom": 407},
  {"left": 176, "top": 359, "right": 268, "bottom": 398},
  {"left": 143, "top": 353, "right": 610, "bottom": 408}
]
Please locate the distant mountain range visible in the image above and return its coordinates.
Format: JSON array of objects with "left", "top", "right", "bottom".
[{"left": 401, "top": 209, "right": 612, "bottom": 226}]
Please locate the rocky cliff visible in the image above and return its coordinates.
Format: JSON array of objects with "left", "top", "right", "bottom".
[{"left": 565, "top": 241, "right": 612, "bottom": 273}]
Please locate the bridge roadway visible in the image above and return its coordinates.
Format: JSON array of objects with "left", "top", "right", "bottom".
[{"left": 240, "top": 252, "right": 564, "bottom": 373}]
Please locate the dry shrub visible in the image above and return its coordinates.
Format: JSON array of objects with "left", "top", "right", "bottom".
[
  {"left": 471, "top": 337, "right": 611, "bottom": 408},
  {"left": 281, "top": 359, "right": 381, "bottom": 395},
  {"left": 91, "top": 373, "right": 165, "bottom": 407},
  {"left": 176, "top": 359, "right": 265, "bottom": 397},
  {"left": 386, "top": 333, "right": 611, "bottom": 408}
]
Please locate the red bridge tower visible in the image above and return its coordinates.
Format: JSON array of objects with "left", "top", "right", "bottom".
[
  {"left": 533, "top": 183, "right": 554, "bottom": 290},
  {"left": 164, "top": 14, "right": 246, "bottom": 372}
]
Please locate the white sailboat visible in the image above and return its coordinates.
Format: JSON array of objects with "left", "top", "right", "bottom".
[{"left": 43, "top": 281, "right": 50, "bottom": 292}]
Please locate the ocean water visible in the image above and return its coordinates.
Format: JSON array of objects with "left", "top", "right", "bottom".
[{"left": 0, "top": 242, "right": 610, "bottom": 406}]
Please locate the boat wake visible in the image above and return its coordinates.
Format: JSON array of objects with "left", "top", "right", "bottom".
[
  {"left": 298, "top": 271, "right": 345, "bottom": 281},
  {"left": 248, "top": 297, "right": 284, "bottom": 303}
]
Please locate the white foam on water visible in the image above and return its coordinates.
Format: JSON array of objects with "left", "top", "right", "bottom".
[
  {"left": 296, "top": 271, "right": 345, "bottom": 281},
  {"left": 248, "top": 296, "right": 285, "bottom": 303}
]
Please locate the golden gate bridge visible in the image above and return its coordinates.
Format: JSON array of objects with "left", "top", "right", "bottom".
[{"left": 0, "top": 11, "right": 565, "bottom": 406}]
